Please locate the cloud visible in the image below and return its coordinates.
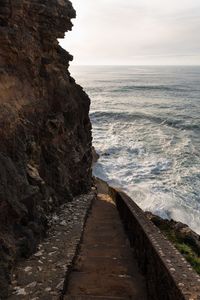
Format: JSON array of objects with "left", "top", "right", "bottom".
[{"left": 59, "top": 0, "right": 200, "bottom": 65}]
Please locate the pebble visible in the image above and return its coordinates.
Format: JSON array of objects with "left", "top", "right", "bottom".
[
  {"left": 34, "top": 250, "right": 44, "bottom": 257},
  {"left": 169, "top": 268, "right": 176, "bottom": 272},
  {"left": 14, "top": 288, "right": 27, "bottom": 296},
  {"left": 24, "top": 266, "right": 32, "bottom": 272},
  {"left": 48, "top": 251, "right": 56, "bottom": 256},
  {"left": 56, "top": 280, "right": 64, "bottom": 290},
  {"left": 26, "top": 282, "right": 37, "bottom": 288},
  {"left": 38, "top": 260, "right": 43, "bottom": 264},
  {"left": 60, "top": 220, "right": 67, "bottom": 226},
  {"left": 178, "top": 283, "right": 185, "bottom": 287}
]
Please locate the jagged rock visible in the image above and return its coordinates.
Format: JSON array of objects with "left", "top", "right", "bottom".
[
  {"left": 0, "top": 0, "right": 92, "bottom": 297},
  {"left": 92, "top": 146, "right": 100, "bottom": 165}
]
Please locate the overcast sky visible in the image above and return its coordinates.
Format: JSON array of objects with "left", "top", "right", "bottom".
[{"left": 59, "top": 0, "right": 200, "bottom": 65}]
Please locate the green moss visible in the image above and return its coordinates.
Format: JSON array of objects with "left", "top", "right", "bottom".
[
  {"left": 175, "top": 243, "right": 200, "bottom": 274},
  {"left": 159, "top": 227, "right": 200, "bottom": 275}
]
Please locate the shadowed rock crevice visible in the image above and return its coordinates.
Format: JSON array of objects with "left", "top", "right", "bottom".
[{"left": 0, "top": 1, "right": 92, "bottom": 297}]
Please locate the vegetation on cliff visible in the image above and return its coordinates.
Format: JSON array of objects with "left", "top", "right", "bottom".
[{"left": 146, "top": 213, "right": 200, "bottom": 275}]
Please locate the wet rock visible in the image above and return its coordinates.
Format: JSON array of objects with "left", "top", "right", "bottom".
[{"left": 92, "top": 146, "right": 100, "bottom": 165}]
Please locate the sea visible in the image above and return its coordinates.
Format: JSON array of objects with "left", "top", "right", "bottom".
[{"left": 70, "top": 66, "right": 200, "bottom": 234}]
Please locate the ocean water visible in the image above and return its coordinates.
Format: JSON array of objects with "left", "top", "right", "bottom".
[{"left": 70, "top": 66, "right": 200, "bottom": 234}]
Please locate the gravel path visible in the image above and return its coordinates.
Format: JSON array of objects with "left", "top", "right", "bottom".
[{"left": 9, "top": 190, "right": 96, "bottom": 300}]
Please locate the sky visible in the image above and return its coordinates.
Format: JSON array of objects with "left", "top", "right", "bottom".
[{"left": 59, "top": 0, "right": 200, "bottom": 65}]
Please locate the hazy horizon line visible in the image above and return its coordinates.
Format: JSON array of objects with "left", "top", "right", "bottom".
[{"left": 70, "top": 64, "right": 200, "bottom": 67}]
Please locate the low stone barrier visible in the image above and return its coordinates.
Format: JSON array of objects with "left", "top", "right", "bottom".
[{"left": 112, "top": 189, "right": 200, "bottom": 300}]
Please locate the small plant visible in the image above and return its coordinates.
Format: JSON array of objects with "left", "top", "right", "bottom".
[
  {"left": 176, "top": 243, "right": 200, "bottom": 275},
  {"left": 160, "top": 226, "right": 200, "bottom": 275}
]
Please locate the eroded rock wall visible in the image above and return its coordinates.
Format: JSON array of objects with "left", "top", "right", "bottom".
[{"left": 0, "top": 1, "right": 92, "bottom": 297}]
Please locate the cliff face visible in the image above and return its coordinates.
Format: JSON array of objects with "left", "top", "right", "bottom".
[{"left": 0, "top": 0, "right": 92, "bottom": 297}]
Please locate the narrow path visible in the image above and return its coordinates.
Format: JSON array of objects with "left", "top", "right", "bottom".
[{"left": 65, "top": 183, "right": 147, "bottom": 299}]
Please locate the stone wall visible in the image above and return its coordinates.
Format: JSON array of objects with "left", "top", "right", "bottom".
[
  {"left": 113, "top": 189, "right": 200, "bottom": 300},
  {"left": 0, "top": 0, "right": 92, "bottom": 297}
]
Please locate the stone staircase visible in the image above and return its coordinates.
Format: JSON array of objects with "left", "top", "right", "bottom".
[{"left": 64, "top": 189, "right": 147, "bottom": 299}]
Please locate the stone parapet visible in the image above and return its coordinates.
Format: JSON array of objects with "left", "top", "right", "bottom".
[{"left": 113, "top": 189, "right": 200, "bottom": 300}]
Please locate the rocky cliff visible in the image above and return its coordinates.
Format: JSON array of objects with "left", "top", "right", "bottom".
[{"left": 0, "top": 0, "right": 92, "bottom": 297}]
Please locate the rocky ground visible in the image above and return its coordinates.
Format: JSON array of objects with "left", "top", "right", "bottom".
[{"left": 8, "top": 190, "right": 96, "bottom": 300}]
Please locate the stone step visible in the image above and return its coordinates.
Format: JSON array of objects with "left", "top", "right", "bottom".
[
  {"left": 64, "top": 296, "right": 129, "bottom": 300},
  {"left": 74, "top": 256, "right": 135, "bottom": 275},
  {"left": 66, "top": 272, "right": 146, "bottom": 298},
  {"left": 81, "top": 245, "right": 133, "bottom": 259}
]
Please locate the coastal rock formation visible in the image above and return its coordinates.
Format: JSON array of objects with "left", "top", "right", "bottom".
[
  {"left": 0, "top": 0, "right": 92, "bottom": 297},
  {"left": 146, "top": 212, "right": 200, "bottom": 255},
  {"left": 146, "top": 212, "right": 200, "bottom": 275}
]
